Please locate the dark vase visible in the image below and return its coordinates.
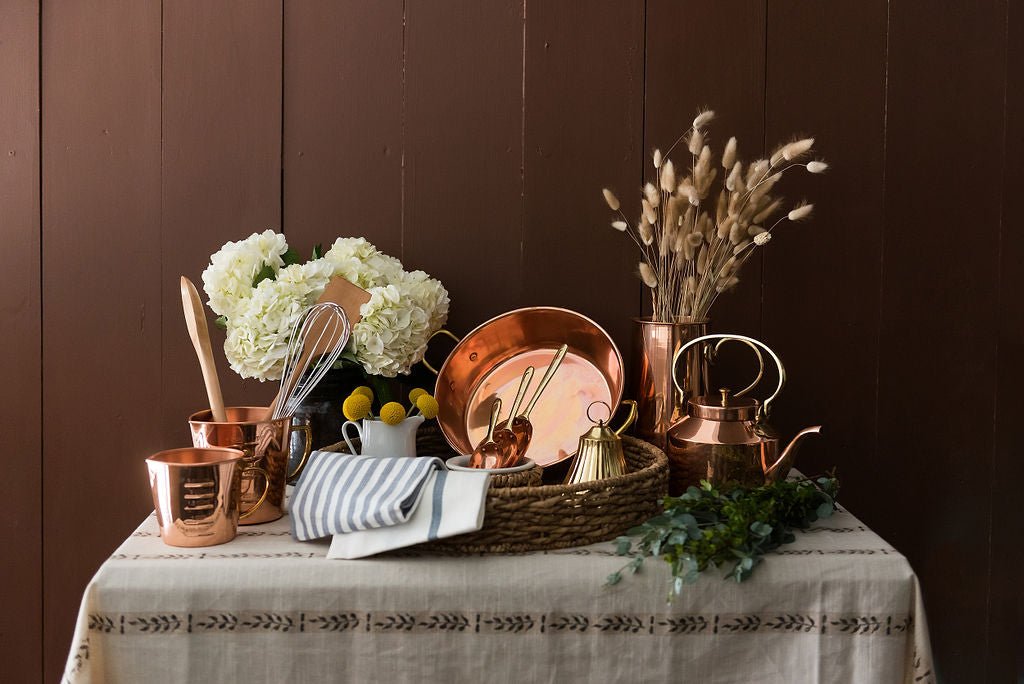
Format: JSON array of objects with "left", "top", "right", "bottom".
[{"left": 287, "top": 365, "right": 364, "bottom": 473}]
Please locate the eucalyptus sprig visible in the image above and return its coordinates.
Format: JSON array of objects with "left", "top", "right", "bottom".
[{"left": 607, "top": 475, "right": 839, "bottom": 600}]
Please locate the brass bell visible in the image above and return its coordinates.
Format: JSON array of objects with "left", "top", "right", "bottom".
[{"left": 563, "top": 400, "right": 638, "bottom": 485}]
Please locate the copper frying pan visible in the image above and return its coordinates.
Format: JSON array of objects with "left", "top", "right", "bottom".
[{"left": 429, "top": 307, "right": 624, "bottom": 467}]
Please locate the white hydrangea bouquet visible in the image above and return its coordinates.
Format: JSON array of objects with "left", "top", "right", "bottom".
[{"left": 202, "top": 230, "right": 449, "bottom": 381}]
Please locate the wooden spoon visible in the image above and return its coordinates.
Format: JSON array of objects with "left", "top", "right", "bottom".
[
  {"left": 180, "top": 276, "right": 227, "bottom": 422},
  {"left": 469, "top": 398, "right": 503, "bottom": 469}
]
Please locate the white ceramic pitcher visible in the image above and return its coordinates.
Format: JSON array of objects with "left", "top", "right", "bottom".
[{"left": 341, "top": 415, "right": 425, "bottom": 457}]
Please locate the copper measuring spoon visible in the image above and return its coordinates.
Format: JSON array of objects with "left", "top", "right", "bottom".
[
  {"left": 469, "top": 398, "right": 504, "bottom": 469},
  {"left": 506, "top": 344, "right": 568, "bottom": 459},
  {"left": 493, "top": 366, "right": 535, "bottom": 468}
]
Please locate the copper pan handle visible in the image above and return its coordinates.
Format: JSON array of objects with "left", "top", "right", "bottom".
[
  {"left": 673, "top": 334, "right": 785, "bottom": 420},
  {"left": 421, "top": 329, "right": 461, "bottom": 375}
]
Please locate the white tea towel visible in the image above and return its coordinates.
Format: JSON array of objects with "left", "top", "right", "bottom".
[
  {"left": 327, "top": 469, "right": 490, "bottom": 559},
  {"left": 290, "top": 452, "right": 442, "bottom": 541}
]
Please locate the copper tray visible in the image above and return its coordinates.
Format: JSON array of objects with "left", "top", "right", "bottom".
[{"left": 432, "top": 307, "right": 624, "bottom": 467}]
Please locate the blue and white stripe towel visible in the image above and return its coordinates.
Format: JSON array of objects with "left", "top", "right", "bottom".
[{"left": 290, "top": 451, "right": 443, "bottom": 541}]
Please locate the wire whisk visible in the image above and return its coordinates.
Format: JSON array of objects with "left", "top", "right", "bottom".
[{"left": 270, "top": 302, "right": 352, "bottom": 420}]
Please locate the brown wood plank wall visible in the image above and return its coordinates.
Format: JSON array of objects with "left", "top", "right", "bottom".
[
  {"left": 282, "top": 1, "right": 405, "bottom": 259},
  {"left": 0, "top": 1, "right": 41, "bottom": 681},
  {"left": 3, "top": 1, "right": 1021, "bottom": 681},
  {"left": 990, "top": 1, "right": 1023, "bottom": 681},
  {"left": 40, "top": 1, "right": 163, "bottom": 680},
  {"left": 879, "top": 1, "right": 1006, "bottom": 680}
]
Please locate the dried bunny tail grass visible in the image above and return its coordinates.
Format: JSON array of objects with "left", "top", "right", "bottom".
[
  {"left": 788, "top": 202, "right": 814, "bottom": 221},
  {"left": 747, "top": 224, "right": 766, "bottom": 236},
  {"left": 746, "top": 159, "right": 769, "bottom": 185},
  {"left": 688, "top": 129, "right": 704, "bottom": 156},
  {"left": 729, "top": 222, "right": 746, "bottom": 245},
  {"left": 677, "top": 181, "right": 699, "bottom": 206},
  {"left": 716, "top": 275, "right": 740, "bottom": 293},
  {"left": 638, "top": 220, "right": 654, "bottom": 245},
  {"left": 660, "top": 159, "right": 677, "bottom": 192},
  {"left": 611, "top": 220, "right": 628, "bottom": 232},
  {"left": 653, "top": 149, "right": 663, "bottom": 169},
  {"left": 697, "top": 168, "right": 718, "bottom": 198},
  {"left": 752, "top": 197, "right": 783, "bottom": 224},
  {"left": 697, "top": 245, "right": 710, "bottom": 274},
  {"left": 644, "top": 182, "right": 661, "bottom": 207},
  {"left": 782, "top": 137, "right": 815, "bottom": 160},
  {"left": 642, "top": 199, "right": 658, "bottom": 225},
  {"left": 753, "top": 232, "right": 772, "bottom": 246},
  {"left": 722, "top": 137, "right": 737, "bottom": 169},
  {"left": 726, "top": 161, "right": 743, "bottom": 192},
  {"left": 733, "top": 239, "right": 751, "bottom": 255},
  {"left": 692, "top": 109, "right": 715, "bottom": 129},
  {"left": 602, "top": 188, "right": 620, "bottom": 211},
  {"left": 807, "top": 160, "right": 829, "bottom": 173},
  {"left": 718, "top": 215, "right": 733, "bottom": 240},
  {"left": 715, "top": 189, "right": 729, "bottom": 224},
  {"left": 639, "top": 261, "right": 659, "bottom": 288}
]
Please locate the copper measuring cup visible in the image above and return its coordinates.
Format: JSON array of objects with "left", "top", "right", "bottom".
[
  {"left": 146, "top": 447, "right": 269, "bottom": 547},
  {"left": 469, "top": 398, "right": 504, "bottom": 469},
  {"left": 189, "top": 407, "right": 312, "bottom": 525}
]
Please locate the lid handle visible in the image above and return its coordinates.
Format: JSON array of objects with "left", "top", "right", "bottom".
[{"left": 672, "top": 334, "right": 786, "bottom": 420}]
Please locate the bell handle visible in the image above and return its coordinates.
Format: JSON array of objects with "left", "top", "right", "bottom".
[
  {"left": 420, "top": 329, "right": 461, "bottom": 375},
  {"left": 612, "top": 399, "right": 638, "bottom": 436},
  {"left": 673, "top": 334, "right": 785, "bottom": 420}
]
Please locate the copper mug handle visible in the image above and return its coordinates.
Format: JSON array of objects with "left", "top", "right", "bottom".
[
  {"left": 286, "top": 423, "right": 313, "bottom": 484},
  {"left": 239, "top": 465, "right": 270, "bottom": 520},
  {"left": 421, "top": 329, "right": 461, "bottom": 375},
  {"left": 672, "top": 334, "right": 785, "bottom": 420}
]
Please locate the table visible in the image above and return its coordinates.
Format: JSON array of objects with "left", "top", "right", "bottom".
[{"left": 63, "top": 502, "right": 934, "bottom": 683}]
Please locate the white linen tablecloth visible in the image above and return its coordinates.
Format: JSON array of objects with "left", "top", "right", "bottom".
[{"left": 63, "top": 501, "right": 934, "bottom": 683}]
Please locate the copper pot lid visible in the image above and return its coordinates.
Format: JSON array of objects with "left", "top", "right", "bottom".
[
  {"left": 433, "top": 307, "right": 624, "bottom": 467},
  {"left": 688, "top": 388, "right": 759, "bottom": 421}
]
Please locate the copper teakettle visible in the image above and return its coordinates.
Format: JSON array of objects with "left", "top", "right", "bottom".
[{"left": 665, "top": 334, "right": 821, "bottom": 495}]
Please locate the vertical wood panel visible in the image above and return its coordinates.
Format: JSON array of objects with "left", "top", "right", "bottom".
[
  {"left": 403, "top": 0, "right": 524, "bottom": 333},
  {"left": 0, "top": 1, "right": 41, "bottom": 681},
  {"left": 283, "top": 1, "right": 404, "bottom": 258},
  {"left": 644, "top": 0, "right": 767, "bottom": 341},
  {"left": 761, "top": 1, "right": 887, "bottom": 503},
  {"left": 522, "top": 0, "right": 644, "bottom": 352},
  {"left": 880, "top": 1, "right": 1005, "bottom": 680},
  {"left": 991, "top": 1, "right": 1024, "bottom": 679},
  {"left": 160, "top": 0, "right": 283, "bottom": 439},
  {"left": 41, "top": 1, "right": 162, "bottom": 679}
]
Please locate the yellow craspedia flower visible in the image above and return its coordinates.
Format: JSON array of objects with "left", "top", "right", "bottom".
[
  {"left": 379, "top": 401, "right": 407, "bottom": 426},
  {"left": 416, "top": 394, "right": 439, "bottom": 420},
  {"left": 352, "top": 385, "right": 374, "bottom": 401},
  {"left": 409, "top": 388, "right": 428, "bottom": 405},
  {"left": 342, "top": 394, "right": 372, "bottom": 421}
]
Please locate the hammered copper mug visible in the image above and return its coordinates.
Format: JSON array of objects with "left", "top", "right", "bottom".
[
  {"left": 189, "top": 407, "right": 312, "bottom": 525},
  {"left": 146, "top": 447, "right": 268, "bottom": 547}
]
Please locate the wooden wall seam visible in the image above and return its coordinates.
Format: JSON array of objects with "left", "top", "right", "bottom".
[{"left": 0, "top": 1, "right": 42, "bottom": 681}]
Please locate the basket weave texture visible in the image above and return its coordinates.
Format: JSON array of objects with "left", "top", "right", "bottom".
[{"left": 322, "top": 423, "right": 668, "bottom": 554}]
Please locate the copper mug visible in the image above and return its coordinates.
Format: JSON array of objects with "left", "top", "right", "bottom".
[
  {"left": 146, "top": 447, "right": 269, "bottom": 547},
  {"left": 188, "top": 407, "right": 312, "bottom": 525}
]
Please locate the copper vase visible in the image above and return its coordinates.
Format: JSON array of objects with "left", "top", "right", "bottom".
[{"left": 628, "top": 317, "right": 708, "bottom": 449}]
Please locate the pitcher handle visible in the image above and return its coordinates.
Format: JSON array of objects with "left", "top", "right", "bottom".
[
  {"left": 239, "top": 466, "right": 270, "bottom": 520},
  {"left": 341, "top": 420, "right": 363, "bottom": 455},
  {"left": 421, "top": 329, "right": 461, "bottom": 375},
  {"left": 612, "top": 399, "right": 638, "bottom": 436},
  {"left": 286, "top": 424, "right": 313, "bottom": 484}
]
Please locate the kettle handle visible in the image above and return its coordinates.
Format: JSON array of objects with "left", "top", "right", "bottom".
[{"left": 672, "top": 334, "right": 786, "bottom": 420}]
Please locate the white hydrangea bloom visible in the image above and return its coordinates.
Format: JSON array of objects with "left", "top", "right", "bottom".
[
  {"left": 322, "top": 237, "right": 404, "bottom": 289},
  {"left": 222, "top": 261, "right": 328, "bottom": 381},
  {"left": 211, "top": 231, "right": 449, "bottom": 381},
  {"left": 202, "top": 229, "right": 288, "bottom": 319}
]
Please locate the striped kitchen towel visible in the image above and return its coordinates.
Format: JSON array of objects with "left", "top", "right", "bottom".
[{"left": 290, "top": 452, "right": 444, "bottom": 542}]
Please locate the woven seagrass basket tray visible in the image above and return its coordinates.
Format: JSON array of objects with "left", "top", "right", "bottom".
[{"left": 324, "top": 423, "right": 668, "bottom": 554}]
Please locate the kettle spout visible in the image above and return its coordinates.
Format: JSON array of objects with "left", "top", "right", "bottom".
[{"left": 764, "top": 426, "right": 822, "bottom": 481}]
